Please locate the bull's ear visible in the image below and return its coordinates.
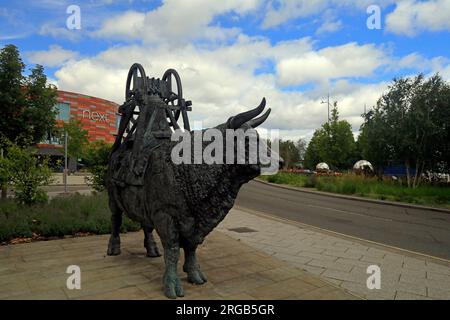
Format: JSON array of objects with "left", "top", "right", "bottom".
[
  {"left": 227, "top": 98, "right": 266, "bottom": 129},
  {"left": 247, "top": 108, "right": 271, "bottom": 128}
]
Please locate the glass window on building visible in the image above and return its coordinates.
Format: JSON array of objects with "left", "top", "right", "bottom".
[
  {"left": 116, "top": 114, "right": 121, "bottom": 128},
  {"left": 55, "top": 103, "right": 71, "bottom": 122},
  {"left": 42, "top": 131, "right": 62, "bottom": 145}
]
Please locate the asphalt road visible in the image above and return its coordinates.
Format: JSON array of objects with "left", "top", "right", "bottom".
[{"left": 235, "top": 180, "right": 450, "bottom": 260}]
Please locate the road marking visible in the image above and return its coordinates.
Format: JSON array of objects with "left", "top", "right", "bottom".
[{"left": 235, "top": 205, "right": 450, "bottom": 265}]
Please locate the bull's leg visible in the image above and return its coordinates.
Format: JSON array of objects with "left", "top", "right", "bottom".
[
  {"left": 154, "top": 214, "right": 184, "bottom": 299},
  {"left": 107, "top": 198, "right": 122, "bottom": 256},
  {"left": 162, "top": 244, "right": 184, "bottom": 299},
  {"left": 183, "top": 245, "right": 207, "bottom": 285},
  {"left": 143, "top": 225, "right": 161, "bottom": 257}
]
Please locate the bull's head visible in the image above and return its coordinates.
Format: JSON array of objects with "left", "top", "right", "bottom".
[
  {"left": 223, "top": 98, "right": 283, "bottom": 180},
  {"left": 171, "top": 98, "right": 282, "bottom": 181}
]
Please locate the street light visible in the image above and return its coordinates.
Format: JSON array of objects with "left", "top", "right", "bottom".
[
  {"left": 63, "top": 129, "right": 68, "bottom": 194},
  {"left": 321, "top": 93, "right": 331, "bottom": 124}
]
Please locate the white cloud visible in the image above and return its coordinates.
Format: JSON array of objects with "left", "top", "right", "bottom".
[
  {"left": 316, "top": 19, "right": 342, "bottom": 34},
  {"left": 53, "top": 38, "right": 394, "bottom": 140},
  {"left": 386, "top": 0, "right": 450, "bottom": 36},
  {"left": 93, "top": 0, "right": 262, "bottom": 45},
  {"left": 262, "top": 0, "right": 328, "bottom": 29},
  {"left": 276, "top": 42, "right": 388, "bottom": 86},
  {"left": 26, "top": 45, "right": 79, "bottom": 67},
  {"left": 49, "top": 0, "right": 449, "bottom": 142},
  {"left": 262, "top": 0, "right": 395, "bottom": 29},
  {"left": 39, "top": 23, "right": 82, "bottom": 42},
  {"left": 91, "top": 10, "right": 145, "bottom": 40}
]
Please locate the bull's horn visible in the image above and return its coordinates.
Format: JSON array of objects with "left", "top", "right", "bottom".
[
  {"left": 228, "top": 98, "right": 266, "bottom": 129},
  {"left": 247, "top": 108, "right": 271, "bottom": 128}
]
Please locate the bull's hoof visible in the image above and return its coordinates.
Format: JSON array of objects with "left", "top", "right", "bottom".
[
  {"left": 107, "top": 236, "right": 121, "bottom": 256},
  {"left": 146, "top": 246, "right": 162, "bottom": 258},
  {"left": 186, "top": 269, "right": 208, "bottom": 285},
  {"left": 163, "top": 273, "right": 184, "bottom": 299},
  {"left": 145, "top": 242, "right": 162, "bottom": 257}
]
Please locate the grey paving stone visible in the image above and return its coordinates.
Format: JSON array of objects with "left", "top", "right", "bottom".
[
  {"left": 219, "top": 209, "right": 450, "bottom": 300},
  {"left": 299, "top": 265, "right": 326, "bottom": 276},
  {"left": 323, "top": 250, "right": 363, "bottom": 260},
  {"left": 307, "top": 259, "right": 353, "bottom": 272},
  {"left": 426, "top": 262, "right": 450, "bottom": 276},
  {"left": 427, "top": 287, "right": 450, "bottom": 300},
  {"left": 395, "top": 291, "right": 430, "bottom": 300},
  {"left": 272, "top": 253, "right": 313, "bottom": 265},
  {"left": 322, "top": 269, "right": 360, "bottom": 283},
  {"left": 335, "top": 258, "right": 372, "bottom": 269},
  {"left": 426, "top": 271, "right": 450, "bottom": 283}
]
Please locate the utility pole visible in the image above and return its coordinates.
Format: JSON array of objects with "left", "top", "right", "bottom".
[
  {"left": 64, "top": 130, "right": 68, "bottom": 194},
  {"left": 321, "top": 93, "right": 331, "bottom": 124}
]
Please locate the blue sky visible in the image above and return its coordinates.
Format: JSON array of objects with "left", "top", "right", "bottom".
[{"left": 1, "top": 0, "right": 449, "bottom": 139}]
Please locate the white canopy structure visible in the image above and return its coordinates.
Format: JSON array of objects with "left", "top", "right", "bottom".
[
  {"left": 353, "top": 160, "right": 374, "bottom": 172},
  {"left": 316, "top": 162, "right": 330, "bottom": 171}
]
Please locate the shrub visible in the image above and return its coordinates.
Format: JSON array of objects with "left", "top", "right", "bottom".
[
  {"left": 303, "top": 175, "right": 317, "bottom": 188},
  {"left": 341, "top": 180, "right": 357, "bottom": 194},
  {"left": 0, "top": 192, "right": 141, "bottom": 243},
  {"left": 84, "top": 141, "right": 112, "bottom": 192},
  {"left": 2, "top": 142, "right": 53, "bottom": 205},
  {"left": 262, "top": 172, "right": 450, "bottom": 208}
]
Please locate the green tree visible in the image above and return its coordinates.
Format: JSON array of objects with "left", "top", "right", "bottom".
[
  {"left": 304, "top": 102, "right": 356, "bottom": 170},
  {"left": 296, "top": 138, "right": 307, "bottom": 167},
  {"left": 84, "top": 141, "right": 112, "bottom": 191},
  {"left": 0, "top": 45, "right": 57, "bottom": 199},
  {"left": 0, "top": 45, "right": 26, "bottom": 144},
  {"left": 360, "top": 74, "right": 450, "bottom": 187},
  {"left": 60, "top": 119, "right": 89, "bottom": 160},
  {"left": 0, "top": 45, "right": 26, "bottom": 199},
  {"left": 24, "top": 64, "right": 58, "bottom": 145},
  {"left": 357, "top": 107, "right": 392, "bottom": 178},
  {"left": 3, "top": 141, "right": 52, "bottom": 205},
  {"left": 0, "top": 45, "right": 57, "bottom": 146},
  {"left": 304, "top": 130, "right": 326, "bottom": 169},
  {"left": 279, "top": 140, "right": 300, "bottom": 169}
]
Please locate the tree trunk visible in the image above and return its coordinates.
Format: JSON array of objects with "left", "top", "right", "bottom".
[
  {"left": 376, "top": 166, "right": 383, "bottom": 181},
  {"left": 405, "top": 161, "right": 411, "bottom": 188},
  {"left": 412, "top": 159, "right": 419, "bottom": 188},
  {"left": 415, "top": 161, "right": 425, "bottom": 188}
]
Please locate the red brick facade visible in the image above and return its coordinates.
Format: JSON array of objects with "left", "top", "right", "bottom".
[{"left": 57, "top": 90, "right": 119, "bottom": 144}]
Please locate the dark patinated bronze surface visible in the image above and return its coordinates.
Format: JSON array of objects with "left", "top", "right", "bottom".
[{"left": 106, "top": 63, "right": 273, "bottom": 299}]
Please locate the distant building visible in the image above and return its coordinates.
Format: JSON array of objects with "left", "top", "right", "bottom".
[{"left": 36, "top": 90, "right": 119, "bottom": 170}]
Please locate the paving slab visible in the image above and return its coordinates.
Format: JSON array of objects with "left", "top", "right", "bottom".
[
  {"left": 218, "top": 208, "right": 450, "bottom": 300},
  {"left": 0, "top": 230, "right": 356, "bottom": 300}
]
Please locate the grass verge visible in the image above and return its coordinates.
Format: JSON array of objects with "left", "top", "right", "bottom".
[
  {"left": 0, "top": 192, "right": 141, "bottom": 244},
  {"left": 260, "top": 173, "right": 450, "bottom": 209}
]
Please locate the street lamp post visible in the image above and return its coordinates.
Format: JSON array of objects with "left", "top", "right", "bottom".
[
  {"left": 64, "top": 129, "right": 68, "bottom": 194},
  {"left": 321, "top": 93, "right": 331, "bottom": 124}
]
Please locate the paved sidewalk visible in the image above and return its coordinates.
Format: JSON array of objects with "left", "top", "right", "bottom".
[
  {"left": 0, "top": 230, "right": 357, "bottom": 300},
  {"left": 218, "top": 208, "right": 450, "bottom": 300},
  {"left": 50, "top": 174, "right": 90, "bottom": 186}
]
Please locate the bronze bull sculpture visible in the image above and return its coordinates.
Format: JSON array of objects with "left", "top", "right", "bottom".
[{"left": 106, "top": 65, "right": 277, "bottom": 298}]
